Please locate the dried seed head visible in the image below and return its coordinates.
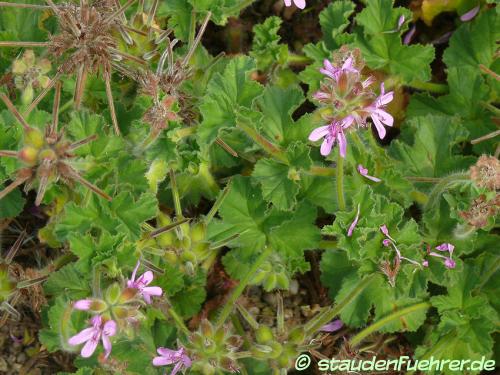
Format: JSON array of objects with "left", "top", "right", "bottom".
[
  {"left": 143, "top": 96, "right": 179, "bottom": 131},
  {"left": 459, "top": 194, "right": 500, "bottom": 228},
  {"left": 470, "top": 155, "right": 500, "bottom": 191},
  {"left": 379, "top": 256, "right": 400, "bottom": 287},
  {"left": 0, "top": 91, "right": 111, "bottom": 205}
]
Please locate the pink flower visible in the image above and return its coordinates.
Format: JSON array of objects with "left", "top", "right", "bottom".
[
  {"left": 153, "top": 347, "right": 192, "bottom": 375},
  {"left": 284, "top": 0, "right": 306, "bottom": 9},
  {"left": 321, "top": 319, "right": 343, "bottom": 332},
  {"left": 73, "top": 299, "right": 92, "bottom": 310},
  {"left": 357, "top": 164, "right": 381, "bottom": 182},
  {"left": 347, "top": 204, "right": 360, "bottom": 237},
  {"left": 427, "top": 243, "right": 456, "bottom": 269},
  {"left": 365, "top": 83, "right": 394, "bottom": 139},
  {"left": 68, "top": 315, "right": 117, "bottom": 358},
  {"left": 319, "top": 57, "right": 358, "bottom": 81},
  {"left": 127, "top": 261, "right": 163, "bottom": 304},
  {"left": 380, "top": 225, "right": 421, "bottom": 267},
  {"left": 309, "top": 119, "right": 350, "bottom": 157}
]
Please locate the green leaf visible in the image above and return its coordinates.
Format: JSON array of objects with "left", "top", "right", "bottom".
[
  {"left": 55, "top": 192, "right": 158, "bottom": 241},
  {"left": 389, "top": 115, "right": 474, "bottom": 177},
  {"left": 354, "top": 0, "right": 435, "bottom": 82},
  {"left": 443, "top": 9, "right": 500, "bottom": 72},
  {"left": 198, "top": 56, "right": 263, "bottom": 146},
  {"left": 319, "top": 0, "right": 356, "bottom": 49},
  {"left": 0, "top": 187, "right": 25, "bottom": 218},
  {"left": 158, "top": 0, "right": 194, "bottom": 41},
  {"left": 44, "top": 264, "right": 91, "bottom": 299},
  {"left": 256, "top": 85, "right": 304, "bottom": 145},
  {"left": 250, "top": 16, "right": 288, "bottom": 71},
  {"left": 268, "top": 202, "right": 320, "bottom": 261}
]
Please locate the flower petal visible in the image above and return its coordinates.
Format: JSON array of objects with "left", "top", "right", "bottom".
[
  {"left": 347, "top": 204, "right": 360, "bottom": 237},
  {"left": 73, "top": 299, "right": 92, "bottom": 310},
  {"left": 103, "top": 320, "right": 117, "bottom": 337},
  {"left": 294, "top": 0, "right": 306, "bottom": 9},
  {"left": 137, "top": 271, "right": 154, "bottom": 286},
  {"left": 101, "top": 334, "right": 113, "bottom": 359},
  {"left": 143, "top": 286, "right": 163, "bottom": 297},
  {"left": 321, "top": 319, "right": 344, "bottom": 332},
  {"left": 320, "top": 137, "right": 334, "bottom": 156},
  {"left": 153, "top": 356, "right": 174, "bottom": 366},
  {"left": 460, "top": 5, "right": 480, "bottom": 22},
  {"left": 308, "top": 126, "right": 329, "bottom": 141},
  {"left": 157, "top": 347, "right": 178, "bottom": 359},
  {"left": 371, "top": 114, "right": 387, "bottom": 139},
  {"left": 68, "top": 328, "right": 95, "bottom": 346},
  {"left": 284, "top": 0, "right": 292, "bottom": 6},
  {"left": 81, "top": 338, "right": 99, "bottom": 358}
]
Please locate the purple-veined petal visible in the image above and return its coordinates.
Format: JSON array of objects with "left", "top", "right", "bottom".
[
  {"left": 284, "top": 0, "right": 292, "bottom": 6},
  {"left": 362, "top": 76, "right": 375, "bottom": 88},
  {"left": 181, "top": 354, "right": 192, "bottom": 367},
  {"left": 68, "top": 327, "right": 96, "bottom": 346},
  {"left": 73, "top": 299, "right": 92, "bottom": 310},
  {"left": 403, "top": 25, "right": 416, "bottom": 45},
  {"left": 337, "top": 130, "right": 347, "bottom": 158},
  {"left": 137, "top": 271, "right": 154, "bottom": 286},
  {"left": 308, "top": 126, "right": 330, "bottom": 141},
  {"left": 101, "top": 334, "right": 113, "bottom": 359},
  {"left": 347, "top": 204, "right": 360, "bottom": 237},
  {"left": 376, "top": 91, "right": 394, "bottom": 107},
  {"left": 323, "top": 59, "right": 335, "bottom": 73},
  {"left": 342, "top": 115, "right": 355, "bottom": 129},
  {"left": 143, "top": 293, "right": 152, "bottom": 304},
  {"left": 460, "top": 5, "right": 480, "bottom": 22},
  {"left": 382, "top": 239, "right": 391, "bottom": 247},
  {"left": 81, "top": 337, "right": 99, "bottom": 358},
  {"left": 143, "top": 286, "right": 163, "bottom": 297},
  {"left": 294, "top": 0, "right": 306, "bottom": 9},
  {"left": 171, "top": 362, "right": 184, "bottom": 375},
  {"left": 153, "top": 355, "right": 175, "bottom": 366},
  {"left": 373, "top": 108, "right": 394, "bottom": 126},
  {"left": 103, "top": 320, "right": 117, "bottom": 337},
  {"left": 321, "top": 319, "right": 343, "bottom": 332},
  {"left": 157, "top": 347, "right": 179, "bottom": 358},
  {"left": 90, "top": 315, "right": 102, "bottom": 328},
  {"left": 312, "top": 91, "right": 329, "bottom": 100},
  {"left": 320, "top": 137, "right": 334, "bottom": 156},
  {"left": 371, "top": 114, "right": 387, "bottom": 139}
]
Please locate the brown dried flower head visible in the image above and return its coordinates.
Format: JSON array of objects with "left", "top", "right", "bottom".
[
  {"left": 459, "top": 194, "right": 500, "bottom": 228},
  {"left": 469, "top": 155, "right": 500, "bottom": 191}
]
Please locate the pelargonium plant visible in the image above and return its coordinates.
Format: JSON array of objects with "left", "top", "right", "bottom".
[{"left": 0, "top": 1, "right": 498, "bottom": 374}]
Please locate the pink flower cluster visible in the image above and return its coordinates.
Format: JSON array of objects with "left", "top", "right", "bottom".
[
  {"left": 68, "top": 261, "right": 163, "bottom": 359},
  {"left": 309, "top": 54, "right": 394, "bottom": 158}
]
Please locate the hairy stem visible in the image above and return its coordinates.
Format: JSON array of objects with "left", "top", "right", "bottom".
[
  {"left": 350, "top": 301, "right": 430, "bottom": 347},
  {"left": 216, "top": 246, "right": 273, "bottom": 327},
  {"left": 304, "top": 274, "right": 376, "bottom": 335},
  {"left": 336, "top": 153, "right": 346, "bottom": 211},
  {"left": 407, "top": 80, "right": 449, "bottom": 94},
  {"left": 424, "top": 172, "right": 470, "bottom": 211}
]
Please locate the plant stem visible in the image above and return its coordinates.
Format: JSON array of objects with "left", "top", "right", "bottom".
[
  {"left": 336, "top": 153, "right": 346, "bottom": 211},
  {"left": 407, "top": 80, "right": 449, "bottom": 94},
  {"left": 306, "top": 166, "right": 337, "bottom": 177},
  {"left": 471, "top": 128, "right": 500, "bottom": 144},
  {"left": 350, "top": 301, "right": 430, "bottom": 347},
  {"left": 287, "top": 54, "right": 313, "bottom": 65},
  {"left": 216, "top": 246, "right": 273, "bottom": 327},
  {"left": 424, "top": 172, "right": 470, "bottom": 211},
  {"left": 167, "top": 304, "right": 191, "bottom": 337},
  {"left": 237, "top": 119, "right": 288, "bottom": 164},
  {"left": 304, "top": 274, "right": 376, "bottom": 334}
]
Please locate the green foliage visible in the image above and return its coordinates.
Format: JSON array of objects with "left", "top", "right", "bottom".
[{"left": 0, "top": 0, "right": 497, "bottom": 373}]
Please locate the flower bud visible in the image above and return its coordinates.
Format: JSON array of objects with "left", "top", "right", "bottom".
[
  {"left": 255, "top": 326, "right": 273, "bottom": 344},
  {"left": 105, "top": 283, "right": 122, "bottom": 305},
  {"left": 24, "top": 128, "right": 45, "bottom": 149},
  {"left": 18, "top": 147, "right": 37, "bottom": 166}
]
